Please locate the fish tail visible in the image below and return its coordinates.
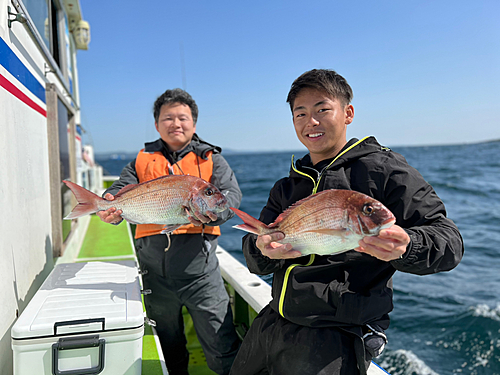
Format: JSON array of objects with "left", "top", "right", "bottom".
[
  {"left": 230, "top": 207, "right": 268, "bottom": 235},
  {"left": 63, "top": 180, "right": 101, "bottom": 219}
]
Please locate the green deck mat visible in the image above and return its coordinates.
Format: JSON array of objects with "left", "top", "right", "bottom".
[
  {"left": 78, "top": 215, "right": 134, "bottom": 258},
  {"left": 142, "top": 323, "right": 164, "bottom": 374},
  {"left": 184, "top": 308, "right": 217, "bottom": 375}
]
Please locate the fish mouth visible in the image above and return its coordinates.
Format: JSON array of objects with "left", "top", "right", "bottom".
[
  {"left": 357, "top": 216, "right": 396, "bottom": 235},
  {"left": 219, "top": 201, "right": 230, "bottom": 211},
  {"left": 216, "top": 197, "right": 230, "bottom": 212},
  {"left": 380, "top": 218, "right": 396, "bottom": 230}
]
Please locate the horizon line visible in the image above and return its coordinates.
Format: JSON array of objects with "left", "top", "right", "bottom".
[{"left": 93, "top": 137, "right": 500, "bottom": 156}]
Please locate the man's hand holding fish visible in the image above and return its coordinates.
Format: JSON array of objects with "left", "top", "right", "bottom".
[
  {"left": 255, "top": 231, "right": 302, "bottom": 259},
  {"left": 355, "top": 225, "right": 410, "bottom": 262},
  {"left": 183, "top": 206, "right": 218, "bottom": 225},
  {"left": 96, "top": 193, "right": 122, "bottom": 225}
]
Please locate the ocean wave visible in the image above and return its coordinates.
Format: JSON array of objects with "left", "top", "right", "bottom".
[
  {"left": 378, "top": 349, "right": 439, "bottom": 375},
  {"left": 431, "top": 332, "right": 500, "bottom": 374},
  {"left": 419, "top": 305, "right": 500, "bottom": 374},
  {"left": 470, "top": 303, "right": 500, "bottom": 322},
  {"left": 430, "top": 182, "right": 491, "bottom": 197}
]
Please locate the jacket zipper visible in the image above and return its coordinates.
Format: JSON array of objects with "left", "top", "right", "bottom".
[
  {"left": 278, "top": 255, "right": 316, "bottom": 317},
  {"left": 278, "top": 136, "right": 370, "bottom": 318}
]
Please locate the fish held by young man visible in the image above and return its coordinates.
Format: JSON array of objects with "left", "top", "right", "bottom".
[
  {"left": 231, "top": 189, "right": 396, "bottom": 256},
  {"left": 63, "top": 175, "right": 229, "bottom": 233}
]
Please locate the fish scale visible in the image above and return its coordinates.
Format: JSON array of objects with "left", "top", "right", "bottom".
[
  {"left": 111, "top": 189, "right": 189, "bottom": 225},
  {"left": 275, "top": 203, "right": 358, "bottom": 255}
]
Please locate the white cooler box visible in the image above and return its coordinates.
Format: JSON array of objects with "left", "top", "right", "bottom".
[{"left": 11, "top": 261, "right": 144, "bottom": 375}]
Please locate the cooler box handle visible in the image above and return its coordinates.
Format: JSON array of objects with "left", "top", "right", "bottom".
[
  {"left": 54, "top": 317, "right": 105, "bottom": 335},
  {"left": 52, "top": 335, "right": 105, "bottom": 375}
]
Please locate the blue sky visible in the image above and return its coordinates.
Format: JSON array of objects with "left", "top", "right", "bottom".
[{"left": 77, "top": 0, "right": 499, "bottom": 154}]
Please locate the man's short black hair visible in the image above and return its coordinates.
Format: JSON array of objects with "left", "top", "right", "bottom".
[
  {"left": 153, "top": 88, "right": 199, "bottom": 124},
  {"left": 286, "top": 69, "right": 353, "bottom": 111}
]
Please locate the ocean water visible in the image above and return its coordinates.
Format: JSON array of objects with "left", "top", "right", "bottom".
[{"left": 97, "top": 140, "right": 500, "bottom": 375}]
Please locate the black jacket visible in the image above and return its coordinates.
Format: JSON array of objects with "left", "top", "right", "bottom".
[{"left": 242, "top": 136, "right": 464, "bottom": 329}]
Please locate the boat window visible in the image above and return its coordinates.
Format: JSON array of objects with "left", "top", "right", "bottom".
[
  {"left": 49, "top": 0, "right": 61, "bottom": 66},
  {"left": 46, "top": 85, "right": 77, "bottom": 256},
  {"left": 21, "top": 0, "right": 50, "bottom": 50},
  {"left": 58, "top": 98, "right": 72, "bottom": 242},
  {"left": 21, "top": 0, "right": 66, "bottom": 73},
  {"left": 66, "top": 21, "right": 76, "bottom": 95}
]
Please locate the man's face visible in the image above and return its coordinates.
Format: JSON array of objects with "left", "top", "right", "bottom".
[
  {"left": 155, "top": 102, "right": 196, "bottom": 151},
  {"left": 292, "top": 88, "right": 354, "bottom": 165}
]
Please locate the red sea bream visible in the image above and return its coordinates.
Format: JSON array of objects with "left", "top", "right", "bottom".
[
  {"left": 231, "top": 189, "right": 395, "bottom": 256},
  {"left": 63, "top": 175, "right": 228, "bottom": 233}
]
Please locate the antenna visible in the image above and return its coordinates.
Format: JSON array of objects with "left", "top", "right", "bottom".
[{"left": 180, "top": 41, "right": 187, "bottom": 90}]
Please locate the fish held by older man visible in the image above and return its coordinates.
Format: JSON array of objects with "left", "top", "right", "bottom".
[
  {"left": 63, "top": 175, "right": 229, "bottom": 233},
  {"left": 231, "top": 189, "right": 395, "bottom": 256}
]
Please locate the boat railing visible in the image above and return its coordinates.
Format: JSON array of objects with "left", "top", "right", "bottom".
[{"left": 216, "top": 247, "right": 272, "bottom": 339}]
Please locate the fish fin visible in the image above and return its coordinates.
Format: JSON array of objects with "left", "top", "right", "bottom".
[
  {"left": 115, "top": 184, "right": 140, "bottom": 197},
  {"left": 160, "top": 224, "right": 183, "bottom": 234},
  {"left": 268, "top": 215, "right": 285, "bottom": 227},
  {"left": 230, "top": 207, "right": 268, "bottom": 234},
  {"left": 63, "top": 180, "right": 101, "bottom": 219},
  {"left": 114, "top": 175, "right": 181, "bottom": 197},
  {"left": 272, "top": 191, "right": 333, "bottom": 225},
  {"left": 232, "top": 224, "right": 260, "bottom": 234}
]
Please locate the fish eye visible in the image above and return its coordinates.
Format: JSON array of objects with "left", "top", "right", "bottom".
[
  {"left": 362, "top": 204, "right": 374, "bottom": 216},
  {"left": 205, "top": 188, "right": 214, "bottom": 196}
]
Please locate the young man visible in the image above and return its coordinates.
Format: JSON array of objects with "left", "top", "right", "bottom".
[
  {"left": 230, "top": 69, "right": 464, "bottom": 375},
  {"left": 98, "top": 89, "right": 241, "bottom": 375}
]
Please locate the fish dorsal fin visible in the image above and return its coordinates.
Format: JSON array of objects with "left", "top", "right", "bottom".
[
  {"left": 115, "top": 184, "right": 140, "bottom": 197},
  {"left": 269, "top": 191, "right": 331, "bottom": 228},
  {"left": 114, "top": 175, "right": 181, "bottom": 198}
]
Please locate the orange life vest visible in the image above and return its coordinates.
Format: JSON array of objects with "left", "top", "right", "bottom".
[{"left": 134, "top": 149, "right": 221, "bottom": 239}]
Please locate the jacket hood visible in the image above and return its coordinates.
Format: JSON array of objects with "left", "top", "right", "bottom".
[
  {"left": 291, "top": 136, "right": 388, "bottom": 178},
  {"left": 144, "top": 133, "right": 221, "bottom": 162}
]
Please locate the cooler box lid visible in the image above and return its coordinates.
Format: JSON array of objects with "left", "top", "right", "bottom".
[{"left": 12, "top": 261, "right": 144, "bottom": 339}]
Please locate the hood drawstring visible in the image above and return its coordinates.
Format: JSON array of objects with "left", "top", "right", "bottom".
[
  {"left": 164, "top": 233, "right": 171, "bottom": 252},
  {"left": 169, "top": 150, "right": 203, "bottom": 178}
]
